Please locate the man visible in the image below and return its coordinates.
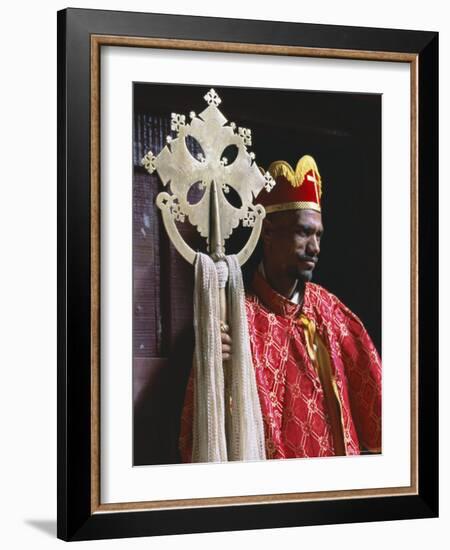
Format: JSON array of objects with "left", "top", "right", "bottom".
[{"left": 179, "top": 154, "right": 381, "bottom": 460}]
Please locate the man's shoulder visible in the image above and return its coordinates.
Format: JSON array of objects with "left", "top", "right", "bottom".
[
  {"left": 306, "top": 282, "right": 341, "bottom": 307},
  {"left": 305, "top": 283, "right": 359, "bottom": 322},
  {"left": 306, "top": 282, "right": 367, "bottom": 331}
]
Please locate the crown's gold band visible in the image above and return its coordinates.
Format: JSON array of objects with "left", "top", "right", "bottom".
[{"left": 264, "top": 201, "right": 321, "bottom": 214}]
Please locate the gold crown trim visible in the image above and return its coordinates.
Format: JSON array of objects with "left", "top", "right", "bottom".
[
  {"left": 267, "top": 155, "right": 322, "bottom": 197},
  {"left": 265, "top": 201, "right": 321, "bottom": 214}
]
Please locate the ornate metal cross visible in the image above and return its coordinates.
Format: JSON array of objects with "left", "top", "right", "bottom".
[{"left": 141, "top": 88, "right": 275, "bottom": 265}]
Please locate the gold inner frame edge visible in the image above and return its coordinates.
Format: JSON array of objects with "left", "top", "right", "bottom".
[{"left": 89, "top": 34, "right": 419, "bottom": 514}]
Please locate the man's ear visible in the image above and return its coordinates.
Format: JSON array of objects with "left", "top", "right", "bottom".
[{"left": 261, "top": 216, "right": 274, "bottom": 246}]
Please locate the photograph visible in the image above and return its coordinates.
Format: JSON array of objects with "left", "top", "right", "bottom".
[{"left": 132, "top": 82, "right": 382, "bottom": 466}]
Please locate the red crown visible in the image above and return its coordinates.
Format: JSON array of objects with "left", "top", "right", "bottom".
[{"left": 258, "top": 155, "right": 322, "bottom": 214}]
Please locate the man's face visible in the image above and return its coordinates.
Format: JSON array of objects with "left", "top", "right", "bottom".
[{"left": 262, "top": 209, "right": 323, "bottom": 283}]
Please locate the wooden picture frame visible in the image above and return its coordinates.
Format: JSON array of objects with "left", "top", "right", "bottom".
[{"left": 57, "top": 7, "right": 438, "bottom": 541}]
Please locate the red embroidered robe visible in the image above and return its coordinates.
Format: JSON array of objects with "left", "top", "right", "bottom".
[{"left": 179, "top": 270, "right": 382, "bottom": 461}]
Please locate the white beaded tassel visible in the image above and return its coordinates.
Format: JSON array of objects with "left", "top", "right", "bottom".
[
  {"left": 192, "top": 253, "right": 228, "bottom": 463},
  {"left": 225, "top": 255, "right": 266, "bottom": 461},
  {"left": 191, "top": 252, "right": 266, "bottom": 463}
]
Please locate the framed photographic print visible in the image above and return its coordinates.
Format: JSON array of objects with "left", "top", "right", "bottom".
[{"left": 57, "top": 7, "right": 438, "bottom": 541}]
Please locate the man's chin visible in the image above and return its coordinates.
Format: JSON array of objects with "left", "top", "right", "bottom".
[{"left": 298, "top": 270, "right": 314, "bottom": 283}]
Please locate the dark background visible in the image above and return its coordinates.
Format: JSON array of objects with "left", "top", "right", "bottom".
[{"left": 132, "top": 82, "right": 381, "bottom": 465}]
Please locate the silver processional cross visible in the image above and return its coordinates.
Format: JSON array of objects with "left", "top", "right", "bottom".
[{"left": 141, "top": 88, "right": 275, "bottom": 267}]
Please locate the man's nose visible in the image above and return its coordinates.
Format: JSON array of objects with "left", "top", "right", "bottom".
[{"left": 307, "top": 235, "right": 320, "bottom": 256}]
